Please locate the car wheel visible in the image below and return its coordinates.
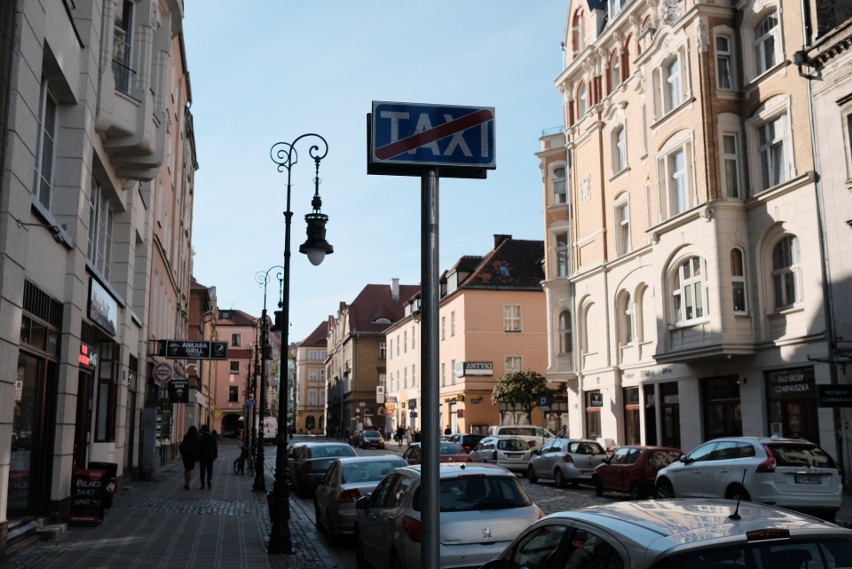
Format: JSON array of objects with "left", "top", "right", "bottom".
[
  {"left": 629, "top": 481, "right": 646, "bottom": 500},
  {"left": 527, "top": 465, "right": 538, "bottom": 484},
  {"left": 593, "top": 476, "right": 604, "bottom": 497},
  {"left": 554, "top": 468, "right": 567, "bottom": 488},
  {"left": 655, "top": 478, "right": 675, "bottom": 499},
  {"left": 725, "top": 485, "right": 751, "bottom": 502}
]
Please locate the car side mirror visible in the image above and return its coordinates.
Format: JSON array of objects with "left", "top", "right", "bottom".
[
  {"left": 355, "top": 496, "right": 370, "bottom": 510},
  {"left": 604, "top": 456, "right": 612, "bottom": 464},
  {"left": 680, "top": 455, "right": 688, "bottom": 463}
]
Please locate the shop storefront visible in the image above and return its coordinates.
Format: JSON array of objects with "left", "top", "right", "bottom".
[{"left": 765, "top": 367, "right": 818, "bottom": 443}]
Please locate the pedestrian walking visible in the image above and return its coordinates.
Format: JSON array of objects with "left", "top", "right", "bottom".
[
  {"left": 198, "top": 424, "right": 217, "bottom": 489},
  {"left": 405, "top": 426, "right": 412, "bottom": 447},
  {"left": 179, "top": 425, "right": 199, "bottom": 490},
  {"left": 396, "top": 425, "right": 404, "bottom": 447}
]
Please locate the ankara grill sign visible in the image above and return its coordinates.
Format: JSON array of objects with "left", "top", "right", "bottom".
[
  {"left": 160, "top": 340, "right": 228, "bottom": 360},
  {"left": 368, "top": 101, "right": 495, "bottom": 178}
]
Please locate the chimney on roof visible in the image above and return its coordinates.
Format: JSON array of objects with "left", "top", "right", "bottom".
[
  {"left": 391, "top": 278, "right": 400, "bottom": 301},
  {"left": 494, "top": 234, "right": 512, "bottom": 248}
]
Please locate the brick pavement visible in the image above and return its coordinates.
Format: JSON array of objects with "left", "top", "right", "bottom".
[{"left": 4, "top": 438, "right": 353, "bottom": 569}]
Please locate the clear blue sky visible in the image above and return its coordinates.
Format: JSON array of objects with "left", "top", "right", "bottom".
[{"left": 184, "top": 1, "right": 566, "bottom": 342}]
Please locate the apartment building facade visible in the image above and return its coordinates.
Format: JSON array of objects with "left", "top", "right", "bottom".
[
  {"left": 210, "top": 309, "right": 260, "bottom": 440},
  {"left": 385, "top": 236, "right": 550, "bottom": 437},
  {"left": 0, "top": 0, "right": 188, "bottom": 552},
  {"left": 540, "top": 0, "right": 852, "bottom": 472},
  {"left": 325, "top": 281, "right": 419, "bottom": 439},
  {"left": 294, "top": 321, "right": 328, "bottom": 434}
]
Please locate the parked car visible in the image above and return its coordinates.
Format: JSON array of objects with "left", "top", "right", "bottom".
[
  {"left": 360, "top": 430, "right": 386, "bottom": 449},
  {"left": 354, "top": 463, "right": 544, "bottom": 569},
  {"left": 314, "top": 454, "right": 406, "bottom": 537},
  {"left": 479, "top": 498, "right": 852, "bottom": 569},
  {"left": 445, "top": 433, "right": 485, "bottom": 453},
  {"left": 527, "top": 438, "right": 608, "bottom": 487},
  {"left": 348, "top": 430, "right": 364, "bottom": 446},
  {"left": 591, "top": 445, "right": 682, "bottom": 499},
  {"left": 290, "top": 442, "right": 357, "bottom": 497},
  {"left": 468, "top": 437, "right": 532, "bottom": 474},
  {"left": 486, "top": 425, "right": 555, "bottom": 449},
  {"left": 654, "top": 436, "right": 843, "bottom": 521},
  {"left": 401, "top": 442, "right": 472, "bottom": 465}
]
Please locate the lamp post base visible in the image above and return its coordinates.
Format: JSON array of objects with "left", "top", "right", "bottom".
[{"left": 267, "top": 490, "right": 294, "bottom": 554}]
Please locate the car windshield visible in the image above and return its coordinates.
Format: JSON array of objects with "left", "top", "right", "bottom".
[
  {"left": 412, "top": 475, "right": 533, "bottom": 512},
  {"left": 440, "top": 443, "right": 465, "bottom": 455},
  {"left": 363, "top": 432, "right": 380, "bottom": 439},
  {"left": 498, "top": 439, "right": 529, "bottom": 451},
  {"left": 312, "top": 445, "right": 356, "bottom": 458},
  {"left": 652, "top": 538, "right": 852, "bottom": 569},
  {"left": 768, "top": 443, "right": 837, "bottom": 469},
  {"left": 342, "top": 460, "right": 400, "bottom": 483}
]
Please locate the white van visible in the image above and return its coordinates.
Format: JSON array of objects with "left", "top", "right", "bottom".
[{"left": 486, "top": 425, "right": 555, "bottom": 449}]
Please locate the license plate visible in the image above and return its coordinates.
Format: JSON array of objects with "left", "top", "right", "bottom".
[
  {"left": 505, "top": 453, "right": 522, "bottom": 460},
  {"left": 580, "top": 470, "right": 592, "bottom": 477},
  {"left": 795, "top": 474, "right": 821, "bottom": 484}
]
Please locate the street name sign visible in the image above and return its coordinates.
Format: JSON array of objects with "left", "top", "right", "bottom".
[{"left": 368, "top": 101, "right": 496, "bottom": 178}]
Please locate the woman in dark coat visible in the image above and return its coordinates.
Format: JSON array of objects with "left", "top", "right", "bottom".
[
  {"left": 198, "top": 424, "right": 218, "bottom": 489},
  {"left": 180, "top": 425, "right": 199, "bottom": 490}
]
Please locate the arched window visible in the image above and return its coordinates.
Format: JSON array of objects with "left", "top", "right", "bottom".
[
  {"left": 672, "top": 257, "right": 708, "bottom": 324},
  {"left": 577, "top": 81, "right": 588, "bottom": 117},
  {"left": 617, "top": 292, "right": 634, "bottom": 345},
  {"left": 609, "top": 49, "right": 621, "bottom": 93},
  {"left": 572, "top": 10, "right": 585, "bottom": 53},
  {"left": 771, "top": 236, "right": 800, "bottom": 309},
  {"left": 558, "top": 311, "right": 573, "bottom": 354}
]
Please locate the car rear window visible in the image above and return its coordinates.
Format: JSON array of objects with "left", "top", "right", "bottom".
[
  {"left": 343, "top": 459, "right": 401, "bottom": 483},
  {"left": 652, "top": 538, "right": 852, "bottom": 569},
  {"left": 498, "top": 439, "right": 530, "bottom": 451},
  {"left": 412, "top": 475, "right": 533, "bottom": 512},
  {"left": 767, "top": 443, "right": 837, "bottom": 469}
]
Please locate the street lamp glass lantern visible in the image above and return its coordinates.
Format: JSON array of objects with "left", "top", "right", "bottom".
[{"left": 299, "top": 212, "right": 334, "bottom": 266}]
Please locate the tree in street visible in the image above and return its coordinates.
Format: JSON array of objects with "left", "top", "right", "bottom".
[{"left": 492, "top": 370, "right": 556, "bottom": 424}]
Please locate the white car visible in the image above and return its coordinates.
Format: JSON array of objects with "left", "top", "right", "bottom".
[
  {"left": 655, "top": 436, "right": 842, "bottom": 521},
  {"left": 527, "top": 438, "right": 608, "bottom": 487},
  {"left": 354, "top": 463, "right": 543, "bottom": 569},
  {"left": 479, "top": 499, "right": 852, "bottom": 569},
  {"left": 468, "top": 436, "right": 532, "bottom": 474}
]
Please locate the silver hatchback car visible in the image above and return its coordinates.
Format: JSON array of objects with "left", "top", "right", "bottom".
[
  {"left": 480, "top": 499, "right": 852, "bottom": 569},
  {"left": 527, "top": 438, "right": 608, "bottom": 487},
  {"left": 655, "top": 436, "right": 842, "bottom": 521},
  {"left": 469, "top": 437, "right": 532, "bottom": 474},
  {"left": 354, "top": 463, "right": 543, "bottom": 569}
]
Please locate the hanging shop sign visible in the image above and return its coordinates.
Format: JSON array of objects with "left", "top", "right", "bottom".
[
  {"left": 168, "top": 378, "right": 189, "bottom": 404},
  {"left": 159, "top": 340, "right": 228, "bottom": 360},
  {"left": 152, "top": 363, "right": 173, "bottom": 387},
  {"left": 89, "top": 278, "right": 118, "bottom": 336},
  {"left": 817, "top": 385, "right": 852, "bottom": 407}
]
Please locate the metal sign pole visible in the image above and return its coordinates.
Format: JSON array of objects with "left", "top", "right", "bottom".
[{"left": 421, "top": 168, "right": 440, "bottom": 569}]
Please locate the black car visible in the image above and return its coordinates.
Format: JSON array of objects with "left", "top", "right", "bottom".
[
  {"left": 446, "top": 433, "right": 485, "bottom": 453},
  {"left": 359, "top": 430, "right": 385, "bottom": 449}
]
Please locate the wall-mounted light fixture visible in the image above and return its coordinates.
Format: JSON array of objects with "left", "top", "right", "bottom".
[{"left": 11, "top": 213, "right": 66, "bottom": 245}]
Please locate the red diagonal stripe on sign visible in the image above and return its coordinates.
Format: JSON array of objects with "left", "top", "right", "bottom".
[{"left": 375, "top": 108, "right": 494, "bottom": 160}]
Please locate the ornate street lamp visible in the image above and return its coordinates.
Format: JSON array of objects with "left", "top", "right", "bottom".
[
  {"left": 252, "top": 265, "right": 284, "bottom": 493},
  {"left": 267, "top": 134, "right": 333, "bottom": 554}
]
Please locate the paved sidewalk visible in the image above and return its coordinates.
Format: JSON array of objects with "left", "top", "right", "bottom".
[{"left": 6, "top": 438, "right": 352, "bottom": 569}]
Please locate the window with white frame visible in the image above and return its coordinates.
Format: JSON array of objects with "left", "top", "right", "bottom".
[
  {"left": 505, "top": 356, "right": 522, "bottom": 374},
  {"left": 753, "top": 9, "right": 779, "bottom": 76},
  {"left": 34, "top": 80, "right": 58, "bottom": 211},
  {"left": 715, "top": 33, "right": 735, "bottom": 90},
  {"left": 721, "top": 132, "right": 742, "bottom": 198},
  {"left": 772, "top": 235, "right": 800, "bottom": 309},
  {"left": 379, "top": 341, "right": 386, "bottom": 359},
  {"left": 451, "top": 311, "right": 456, "bottom": 336},
  {"left": 229, "top": 361, "right": 240, "bottom": 375},
  {"left": 308, "top": 349, "right": 318, "bottom": 360},
  {"left": 412, "top": 364, "right": 416, "bottom": 387},
  {"left": 608, "top": 0, "right": 627, "bottom": 19},
  {"left": 653, "top": 45, "right": 688, "bottom": 119},
  {"left": 614, "top": 197, "right": 631, "bottom": 256},
  {"left": 441, "top": 316, "right": 446, "bottom": 340},
  {"left": 441, "top": 362, "right": 446, "bottom": 386},
  {"left": 577, "top": 81, "right": 588, "bottom": 118},
  {"left": 411, "top": 325, "right": 415, "bottom": 349},
  {"left": 657, "top": 137, "right": 694, "bottom": 219},
  {"left": 609, "top": 49, "right": 621, "bottom": 92},
  {"left": 555, "top": 231, "right": 569, "bottom": 278},
  {"left": 504, "top": 305, "right": 522, "bottom": 332},
  {"left": 320, "top": 369, "right": 327, "bottom": 382},
  {"left": 617, "top": 291, "right": 634, "bottom": 345},
  {"left": 558, "top": 310, "right": 572, "bottom": 354},
  {"left": 756, "top": 112, "right": 789, "bottom": 191},
  {"left": 571, "top": 10, "right": 584, "bottom": 53},
  {"left": 672, "top": 257, "right": 708, "bottom": 324},
  {"left": 389, "top": 338, "right": 393, "bottom": 359},
  {"left": 404, "top": 367, "right": 408, "bottom": 388},
  {"left": 309, "top": 369, "right": 318, "bottom": 382},
  {"left": 553, "top": 166, "right": 567, "bottom": 205},
  {"left": 731, "top": 248, "right": 747, "bottom": 313},
  {"left": 308, "top": 390, "right": 318, "bottom": 406},
  {"left": 87, "top": 179, "right": 114, "bottom": 281},
  {"left": 231, "top": 333, "right": 241, "bottom": 347},
  {"left": 451, "top": 359, "right": 456, "bottom": 384},
  {"left": 403, "top": 330, "right": 407, "bottom": 353},
  {"left": 612, "top": 125, "right": 627, "bottom": 174}
]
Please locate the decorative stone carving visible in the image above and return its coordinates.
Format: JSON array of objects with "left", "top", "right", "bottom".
[{"left": 581, "top": 176, "right": 592, "bottom": 202}]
